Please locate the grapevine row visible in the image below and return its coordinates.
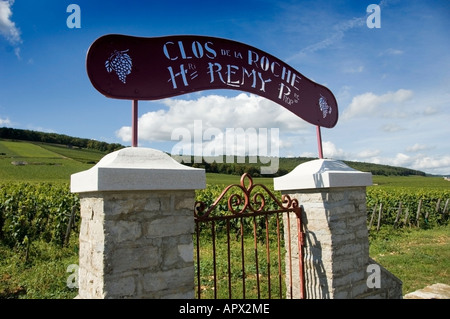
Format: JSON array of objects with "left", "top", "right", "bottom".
[
  {"left": 367, "top": 188, "right": 450, "bottom": 230},
  {"left": 1, "top": 183, "right": 448, "bottom": 248},
  {"left": 0, "top": 183, "right": 79, "bottom": 248}
]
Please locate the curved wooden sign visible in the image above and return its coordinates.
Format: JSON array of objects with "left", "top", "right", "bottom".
[{"left": 86, "top": 34, "right": 338, "bottom": 128}]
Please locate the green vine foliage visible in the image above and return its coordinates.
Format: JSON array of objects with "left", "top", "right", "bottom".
[
  {"left": 1, "top": 182, "right": 448, "bottom": 248},
  {"left": 0, "top": 183, "right": 79, "bottom": 248},
  {"left": 367, "top": 188, "right": 450, "bottom": 228}
]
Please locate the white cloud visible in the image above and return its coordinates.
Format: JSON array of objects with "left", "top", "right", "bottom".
[
  {"left": 0, "top": 0, "right": 21, "bottom": 58},
  {"left": 388, "top": 153, "right": 411, "bottom": 167},
  {"left": 115, "top": 126, "right": 132, "bottom": 142},
  {"left": 353, "top": 151, "right": 450, "bottom": 175},
  {"left": 343, "top": 65, "right": 364, "bottom": 73},
  {"left": 305, "top": 17, "right": 365, "bottom": 53},
  {"left": 423, "top": 106, "right": 438, "bottom": 116},
  {"left": 381, "top": 123, "right": 403, "bottom": 132},
  {"left": 287, "top": 14, "right": 367, "bottom": 62},
  {"left": 0, "top": 0, "right": 20, "bottom": 43},
  {"left": 357, "top": 149, "right": 381, "bottom": 158},
  {"left": 298, "top": 139, "right": 450, "bottom": 175},
  {"left": 405, "top": 143, "right": 432, "bottom": 153},
  {"left": 171, "top": 127, "right": 284, "bottom": 158},
  {"left": 303, "top": 141, "right": 350, "bottom": 160},
  {"left": 0, "top": 116, "right": 11, "bottom": 125},
  {"left": 322, "top": 141, "right": 349, "bottom": 159},
  {"left": 342, "top": 89, "right": 413, "bottom": 120},
  {"left": 378, "top": 48, "right": 404, "bottom": 56},
  {"left": 413, "top": 156, "right": 450, "bottom": 175},
  {"left": 381, "top": 153, "right": 450, "bottom": 175},
  {"left": 116, "top": 93, "right": 309, "bottom": 144}
]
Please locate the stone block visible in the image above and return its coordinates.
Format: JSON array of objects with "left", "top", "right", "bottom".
[
  {"left": 104, "top": 275, "right": 137, "bottom": 298},
  {"left": 143, "top": 266, "right": 194, "bottom": 293},
  {"left": 109, "top": 245, "right": 160, "bottom": 274},
  {"left": 146, "top": 215, "right": 194, "bottom": 238},
  {"left": 105, "top": 220, "right": 142, "bottom": 243}
]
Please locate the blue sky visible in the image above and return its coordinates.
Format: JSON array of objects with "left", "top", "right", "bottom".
[{"left": 1, "top": 0, "right": 449, "bottom": 175}]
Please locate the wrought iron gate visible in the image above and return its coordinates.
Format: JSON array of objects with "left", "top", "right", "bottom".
[{"left": 194, "top": 173, "right": 305, "bottom": 299}]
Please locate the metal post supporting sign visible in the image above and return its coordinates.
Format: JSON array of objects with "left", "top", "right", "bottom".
[
  {"left": 132, "top": 100, "right": 138, "bottom": 147},
  {"left": 316, "top": 126, "right": 324, "bottom": 159}
]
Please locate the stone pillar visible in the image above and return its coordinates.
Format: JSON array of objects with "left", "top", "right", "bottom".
[
  {"left": 274, "top": 159, "right": 402, "bottom": 299},
  {"left": 70, "top": 147, "right": 205, "bottom": 299}
]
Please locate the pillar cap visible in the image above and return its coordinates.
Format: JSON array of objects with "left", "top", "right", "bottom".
[
  {"left": 274, "top": 159, "right": 372, "bottom": 191},
  {"left": 71, "top": 147, "right": 205, "bottom": 193}
]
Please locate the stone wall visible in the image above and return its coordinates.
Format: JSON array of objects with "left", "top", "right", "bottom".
[
  {"left": 77, "top": 190, "right": 196, "bottom": 299},
  {"left": 71, "top": 147, "right": 205, "bottom": 299},
  {"left": 282, "top": 187, "right": 374, "bottom": 298},
  {"left": 276, "top": 159, "right": 403, "bottom": 299}
]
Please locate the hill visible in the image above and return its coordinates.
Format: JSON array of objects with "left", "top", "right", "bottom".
[
  {"left": 0, "top": 139, "right": 109, "bottom": 183},
  {"left": 0, "top": 127, "right": 124, "bottom": 153},
  {"left": 0, "top": 127, "right": 427, "bottom": 183},
  {"left": 176, "top": 155, "right": 426, "bottom": 177}
]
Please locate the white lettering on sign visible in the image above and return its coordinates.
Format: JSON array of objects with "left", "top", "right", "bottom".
[
  {"left": 163, "top": 41, "right": 216, "bottom": 61},
  {"left": 206, "top": 62, "right": 271, "bottom": 92},
  {"left": 162, "top": 40, "right": 301, "bottom": 104}
]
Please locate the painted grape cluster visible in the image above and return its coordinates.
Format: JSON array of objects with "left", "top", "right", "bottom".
[
  {"left": 105, "top": 49, "right": 132, "bottom": 83},
  {"left": 319, "top": 94, "right": 332, "bottom": 119}
]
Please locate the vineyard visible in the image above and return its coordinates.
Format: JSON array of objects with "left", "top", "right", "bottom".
[
  {"left": 0, "top": 183, "right": 80, "bottom": 250},
  {"left": 1, "top": 178, "right": 449, "bottom": 250},
  {"left": 0, "top": 176, "right": 449, "bottom": 298},
  {"left": 0, "top": 135, "right": 448, "bottom": 298},
  {"left": 367, "top": 188, "right": 450, "bottom": 231}
]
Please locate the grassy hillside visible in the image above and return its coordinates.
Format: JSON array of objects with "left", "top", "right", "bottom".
[
  {"left": 0, "top": 140, "right": 106, "bottom": 183},
  {"left": 176, "top": 155, "right": 427, "bottom": 178},
  {"left": 0, "top": 137, "right": 442, "bottom": 186}
]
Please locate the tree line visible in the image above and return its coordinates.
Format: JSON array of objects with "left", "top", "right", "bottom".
[
  {"left": 1, "top": 127, "right": 426, "bottom": 177},
  {"left": 0, "top": 127, "right": 124, "bottom": 153},
  {"left": 179, "top": 156, "right": 426, "bottom": 177},
  {"left": 183, "top": 158, "right": 289, "bottom": 177}
]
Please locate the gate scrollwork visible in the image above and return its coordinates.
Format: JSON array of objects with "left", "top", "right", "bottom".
[{"left": 194, "top": 173, "right": 301, "bottom": 220}]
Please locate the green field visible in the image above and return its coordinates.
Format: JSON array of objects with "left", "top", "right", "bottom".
[
  {"left": 1, "top": 139, "right": 449, "bottom": 189},
  {"left": 207, "top": 173, "right": 450, "bottom": 189},
  {"left": 369, "top": 225, "right": 450, "bottom": 294},
  {"left": 371, "top": 175, "right": 450, "bottom": 189},
  {"left": 0, "top": 139, "right": 280, "bottom": 185},
  {"left": 0, "top": 140, "right": 105, "bottom": 183}
]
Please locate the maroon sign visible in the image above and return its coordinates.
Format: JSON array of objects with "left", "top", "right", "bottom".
[{"left": 86, "top": 34, "right": 338, "bottom": 128}]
